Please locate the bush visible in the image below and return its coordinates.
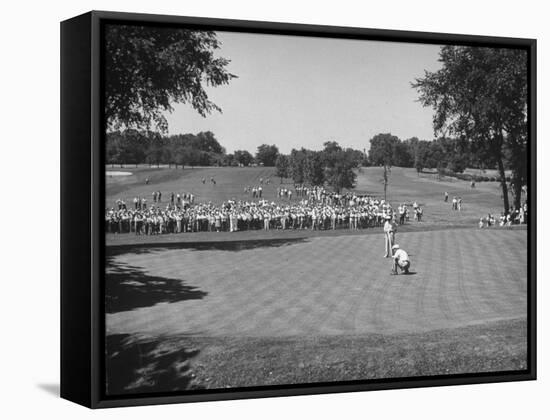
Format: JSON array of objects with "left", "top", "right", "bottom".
[{"left": 440, "top": 168, "right": 501, "bottom": 183}]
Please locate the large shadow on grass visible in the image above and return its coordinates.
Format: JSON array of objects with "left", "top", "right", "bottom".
[
  {"left": 106, "top": 259, "right": 207, "bottom": 313},
  {"left": 106, "top": 333, "right": 202, "bottom": 395},
  {"left": 106, "top": 237, "right": 308, "bottom": 257}
]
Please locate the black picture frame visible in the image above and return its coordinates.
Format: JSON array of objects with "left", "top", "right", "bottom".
[{"left": 61, "top": 10, "right": 537, "bottom": 409}]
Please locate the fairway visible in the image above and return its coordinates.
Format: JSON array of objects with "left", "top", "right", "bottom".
[
  {"left": 106, "top": 166, "right": 279, "bottom": 206},
  {"left": 106, "top": 165, "right": 520, "bottom": 235}
]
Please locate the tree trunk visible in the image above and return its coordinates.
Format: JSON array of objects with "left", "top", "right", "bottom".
[
  {"left": 497, "top": 156, "right": 510, "bottom": 214},
  {"left": 512, "top": 175, "right": 523, "bottom": 210}
]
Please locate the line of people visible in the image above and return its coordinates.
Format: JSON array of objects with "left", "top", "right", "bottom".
[
  {"left": 115, "top": 192, "right": 196, "bottom": 211},
  {"left": 478, "top": 203, "right": 528, "bottom": 228},
  {"left": 105, "top": 195, "right": 421, "bottom": 235}
]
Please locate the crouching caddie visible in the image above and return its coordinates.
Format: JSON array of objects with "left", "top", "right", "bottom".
[{"left": 391, "top": 244, "right": 410, "bottom": 275}]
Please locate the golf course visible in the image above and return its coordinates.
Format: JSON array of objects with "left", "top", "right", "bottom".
[{"left": 105, "top": 166, "right": 527, "bottom": 394}]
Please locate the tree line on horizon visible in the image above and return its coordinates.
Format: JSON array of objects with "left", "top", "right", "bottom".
[
  {"left": 106, "top": 130, "right": 294, "bottom": 168},
  {"left": 106, "top": 127, "right": 510, "bottom": 193},
  {"left": 104, "top": 25, "right": 528, "bottom": 213},
  {"left": 106, "top": 128, "right": 502, "bottom": 175}
]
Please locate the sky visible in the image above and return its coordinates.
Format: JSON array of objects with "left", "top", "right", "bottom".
[{"left": 164, "top": 31, "right": 443, "bottom": 154}]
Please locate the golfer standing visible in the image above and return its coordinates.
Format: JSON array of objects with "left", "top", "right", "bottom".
[{"left": 383, "top": 216, "right": 396, "bottom": 258}]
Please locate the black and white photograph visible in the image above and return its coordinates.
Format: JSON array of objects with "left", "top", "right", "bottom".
[
  {"left": 103, "top": 20, "right": 532, "bottom": 397},
  {"left": 4, "top": 0, "right": 550, "bottom": 417}
]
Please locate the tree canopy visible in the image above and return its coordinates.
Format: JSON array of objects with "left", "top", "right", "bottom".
[
  {"left": 275, "top": 154, "right": 290, "bottom": 182},
  {"left": 105, "top": 25, "right": 236, "bottom": 132},
  {"left": 413, "top": 46, "right": 528, "bottom": 212},
  {"left": 321, "top": 142, "right": 358, "bottom": 192},
  {"left": 106, "top": 130, "right": 225, "bottom": 168},
  {"left": 255, "top": 144, "right": 280, "bottom": 166},
  {"left": 368, "top": 133, "right": 412, "bottom": 167},
  {"left": 278, "top": 142, "right": 362, "bottom": 192},
  {"left": 233, "top": 150, "right": 254, "bottom": 167}
]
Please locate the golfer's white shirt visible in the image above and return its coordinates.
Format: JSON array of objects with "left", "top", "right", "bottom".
[{"left": 394, "top": 249, "right": 409, "bottom": 263}]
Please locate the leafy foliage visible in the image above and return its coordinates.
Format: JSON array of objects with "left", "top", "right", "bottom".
[
  {"left": 368, "top": 133, "right": 412, "bottom": 167},
  {"left": 289, "top": 149, "right": 307, "bottom": 184},
  {"left": 233, "top": 150, "right": 254, "bottom": 166},
  {"left": 105, "top": 25, "right": 235, "bottom": 132},
  {"left": 255, "top": 144, "right": 280, "bottom": 166},
  {"left": 303, "top": 151, "right": 325, "bottom": 186},
  {"left": 106, "top": 130, "right": 225, "bottom": 167},
  {"left": 322, "top": 142, "right": 358, "bottom": 192},
  {"left": 282, "top": 142, "right": 362, "bottom": 191},
  {"left": 413, "top": 46, "right": 528, "bottom": 212},
  {"left": 275, "top": 154, "right": 290, "bottom": 182}
]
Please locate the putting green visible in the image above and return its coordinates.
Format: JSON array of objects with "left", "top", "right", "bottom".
[{"left": 106, "top": 228, "right": 527, "bottom": 338}]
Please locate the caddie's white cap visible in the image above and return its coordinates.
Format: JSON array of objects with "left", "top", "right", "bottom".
[{"left": 392, "top": 244, "right": 400, "bottom": 250}]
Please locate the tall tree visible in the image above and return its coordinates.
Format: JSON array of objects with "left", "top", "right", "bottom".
[
  {"left": 322, "top": 142, "right": 358, "bottom": 192},
  {"left": 413, "top": 46, "right": 528, "bottom": 212},
  {"left": 289, "top": 149, "right": 307, "bottom": 184},
  {"left": 145, "top": 133, "right": 164, "bottom": 167},
  {"left": 105, "top": 25, "right": 235, "bottom": 132},
  {"left": 325, "top": 155, "right": 358, "bottom": 193},
  {"left": 193, "top": 131, "right": 225, "bottom": 154},
  {"left": 408, "top": 137, "right": 429, "bottom": 174},
  {"left": 369, "top": 133, "right": 399, "bottom": 200},
  {"left": 303, "top": 151, "right": 325, "bottom": 186},
  {"left": 368, "top": 133, "right": 401, "bottom": 166},
  {"left": 322, "top": 141, "right": 342, "bottom": 155},
  {"left": 106, "top": 129, "right": 149, "bottom": 167},
  {"left": 275, "top": 154, "right": 290, "bottom": 183},
  {"left": 173, "top": 145, "right": 187, "bottom": 169},
  {"left": 255, "top": 144, "right": 280, "bottom": 166},
  {"left": 233, "top": 150, "right": 254, "bottom": 167}
]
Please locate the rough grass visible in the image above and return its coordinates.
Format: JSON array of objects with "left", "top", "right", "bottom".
[
  {"left": 191, "top": 318, "right": 527, "bottom": 389},
  {"left": 106, "top": 318, "right": 526, "bottom": 394}
]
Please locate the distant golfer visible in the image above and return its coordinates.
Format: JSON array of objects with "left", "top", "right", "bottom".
[{"left": 391, "top": 244, "right": 410, "bottom": 275}]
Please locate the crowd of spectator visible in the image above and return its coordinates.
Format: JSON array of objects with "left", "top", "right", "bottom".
[
  {"left": 479, "top": 202, "right": 528, "bottom": 228},
  {"left": 105, "top": 186, "right": 424, "bottom": 235}
]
